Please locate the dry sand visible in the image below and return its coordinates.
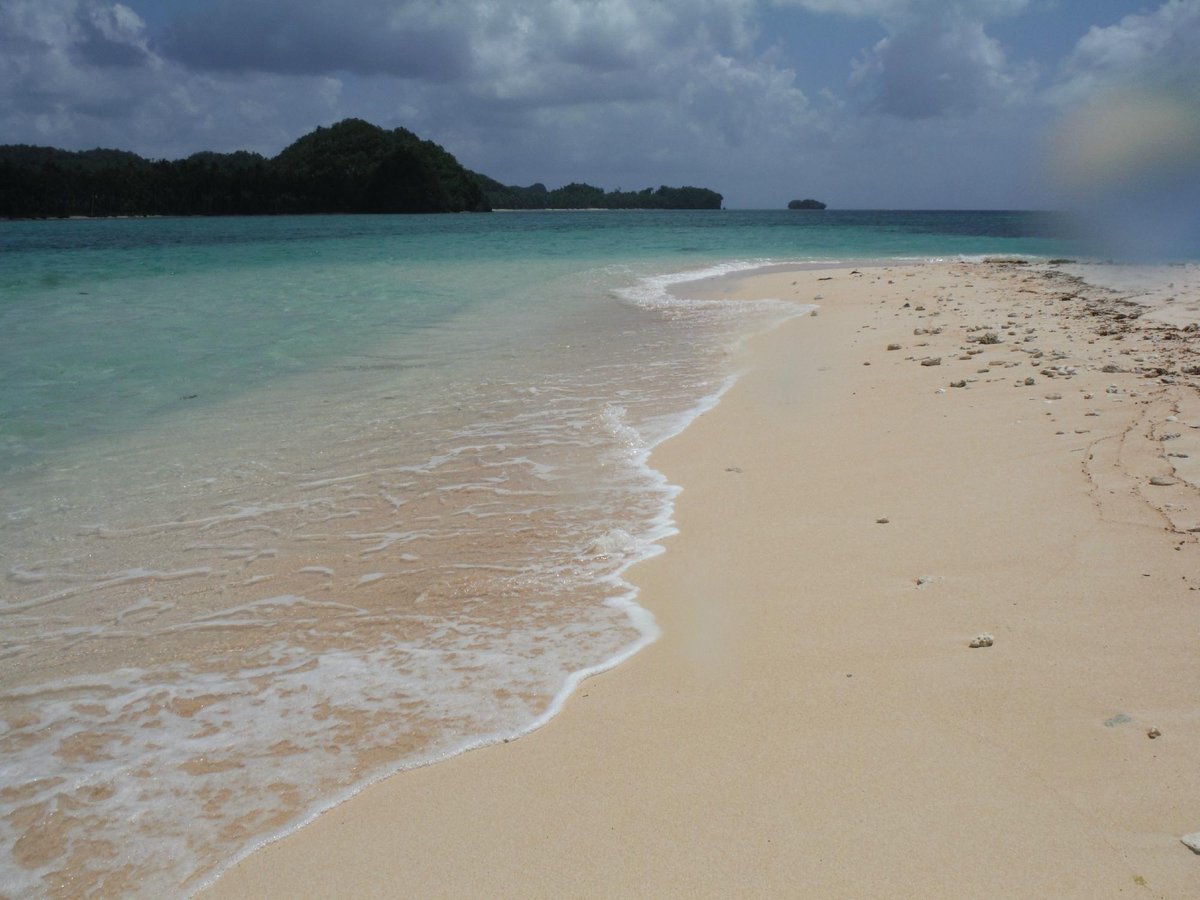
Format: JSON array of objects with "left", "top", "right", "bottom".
[{"left": 206, "top": 260, "right": 1200, "bottom": 899}]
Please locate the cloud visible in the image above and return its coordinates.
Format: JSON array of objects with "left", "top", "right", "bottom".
[
  {"left": 776, "top": 0, "right": 1034, "bottom": 117},
  {"left": 778, "top": 0, "right": 1028, "bottom": 21},
  {"left": 0, "top": 0, "right": 157, "bottom": 122},
  {"left": 162, "top": 0, "right": 471, "bottom": 80},
  {"left": 0, "top": 0, "right": 817, "bottom": 198},
  {"left": 160, "top": 0, "right": 759, "bottom": 89},
  {"left": 1042, "top": 2, "right": 1200, "bottom": 260},
  {"left": 1052, "top": 0, "right": 1200, "bottom": 104},
  {"left": 153, "top": 0, "right": 816, "bottom": 168},
  {"left": 0, "top": 0, "right": 350, "bottom": 156},
  {"left": 848, "top": 11, "right": 1025, "bottom": 117},
  {"left": 74, "top": 2, "right": 152, "bottom": 67}
]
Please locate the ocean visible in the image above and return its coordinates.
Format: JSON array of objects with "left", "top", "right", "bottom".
[{"left": 0, "top": 210, "right": 1075, "bottom": 896}]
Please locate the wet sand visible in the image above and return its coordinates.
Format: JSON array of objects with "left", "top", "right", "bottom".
[{"left": 206, "top": 260, "right": 1200, "bottom": 898}]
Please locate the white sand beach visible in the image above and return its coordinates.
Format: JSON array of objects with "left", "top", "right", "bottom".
[{"left": 207, "top": 259, "right": 1200, "bottom": 899}]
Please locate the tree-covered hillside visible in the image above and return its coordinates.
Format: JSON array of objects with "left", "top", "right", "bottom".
[
  {"left": 0, "top": 119, "right": 723, "bottom": 218},
  {"left": 0, "top": 119, "right": 489, "bottom": 217}
]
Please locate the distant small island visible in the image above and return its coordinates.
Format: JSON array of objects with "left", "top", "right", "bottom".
[
  {"left": 788, "top": 199, "right": 827, "bottom": 210},
  {"left": 0, "top": 118, "right": 723, "bottom": 218}
]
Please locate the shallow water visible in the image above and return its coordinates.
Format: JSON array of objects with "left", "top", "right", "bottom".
[{"left": 0, "top": 211, "right": 1075, "bottom": 896}]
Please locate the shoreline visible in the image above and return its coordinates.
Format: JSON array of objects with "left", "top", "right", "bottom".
[{"left": 206, "top": 259, "right": 1200, "bottom": 898}]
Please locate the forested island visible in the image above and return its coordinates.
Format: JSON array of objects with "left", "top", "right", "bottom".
[
  {"left": 0, "top": 119, "right": 722, "bottom": 218},
  {"left": 474, "top": 175, "right": 721, "bottom": 210},
  {"left": 788, "top": 198, "right": 827, "bottom": 210}
]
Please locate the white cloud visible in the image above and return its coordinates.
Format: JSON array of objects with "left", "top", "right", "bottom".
[
  {"left": 1052, "top": 0, "right": 1200, "bottom": 104},
  {"left": 849, "top": 11, "right": 1031, "bottom": 117},
  {"left": 1039, "top": 3, "right": 1200, "bottom": 260},
  {"left": 776, "top": 0, "right": 1034, "bottom": 117}
]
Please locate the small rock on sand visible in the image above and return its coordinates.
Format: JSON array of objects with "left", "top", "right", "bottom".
[
  {"left": 969, "top": 633, "right": 994, "bottom": 648},
  {"left": 1181, "top": 833, "right": 1200, "bottom": 854},
  {"left": 1147, "top": 727, "right": 1162, "bottom": 739},
  {"left": 920, "top": 357, "right": 942, "bottom": 367},
  {"left": 887, "top": 343, "right": 902, "bottom": 351},
  {"left": 876, "top": 517, "right": 890, "bottom": 524},
  {"left": 1150, "top": 476, "right": 1178, "bottom": 486}
]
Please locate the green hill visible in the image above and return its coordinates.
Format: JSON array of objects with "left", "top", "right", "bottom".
[
  {"left": 0, "top": 119, "right": 721, "bottom": 218},
  {"left": 0, "top": 119, "right": 488, "bottom": 217}
]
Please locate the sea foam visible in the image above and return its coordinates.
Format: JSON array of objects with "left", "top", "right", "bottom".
[{"left": 0, "top": 259, "right": 797, "bottom": 898}]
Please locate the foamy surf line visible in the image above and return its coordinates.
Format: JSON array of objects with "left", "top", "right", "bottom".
[
  {"left": 177, "top": 265, "right": 812, "bottom": 897},
  {"left": 0, "top": 260, "right": 806, "bottom": 899}
]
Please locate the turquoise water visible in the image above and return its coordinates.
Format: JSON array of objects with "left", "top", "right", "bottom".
[
  {"left": 0, "top": 210, "right": 1072, "bottom": 477},
  {"left": 0, "top": 210, "right": 1075, "bottom": 897}
]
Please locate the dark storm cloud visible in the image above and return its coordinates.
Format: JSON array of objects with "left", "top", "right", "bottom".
[
  {"left": 161, "top": 0, "right": 469, "bottom": 79},
  {"left": 157, "top": 0, "right": 761, "bottom": 92}
]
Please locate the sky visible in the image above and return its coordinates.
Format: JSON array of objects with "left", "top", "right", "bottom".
[{"left": 2, "top": 0, "right": 1198, "bottom": 209}]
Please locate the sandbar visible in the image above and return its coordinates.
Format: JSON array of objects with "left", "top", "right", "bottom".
[{"left": 206, "top": 259, "right": 1200, "bottom": 898}]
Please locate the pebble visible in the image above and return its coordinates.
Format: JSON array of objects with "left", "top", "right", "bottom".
[
  {"left": 1182, "top": 833, "right": 1200, "bottom": 854},
  {"left": 887, "top": 343, "right": 902, "bottom": 351},
  {"left": 1150, "top": 476, "right": 1178, "bottom": 486},
  {"left": 916, "top": 575, "right": 934, "bottom": 587},
  {"left": 876, "top": 517, "right": 890, "bottom": 524},
  {"left": 1024, "top": 377, "right": 1036, "bottom": 386},
  {"left": 920, "top": 357, "right": 942, "bottom": 367},
  {"left": 1148, "top": 727, "right": 1162, "bottom": 739},
  {"left": 969, "top": 633, "right": 994, "bottom": 648}
]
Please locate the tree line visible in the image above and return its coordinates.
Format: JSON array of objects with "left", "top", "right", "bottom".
[
  {"left": 0, "top": 119, "right": 723, "bottom": 218},
  {"left": 0, "top": 120, "right": 488, "bottom": 218},
  {"left": 473, "top": 175, "right": 723, "bottom": 210}
]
